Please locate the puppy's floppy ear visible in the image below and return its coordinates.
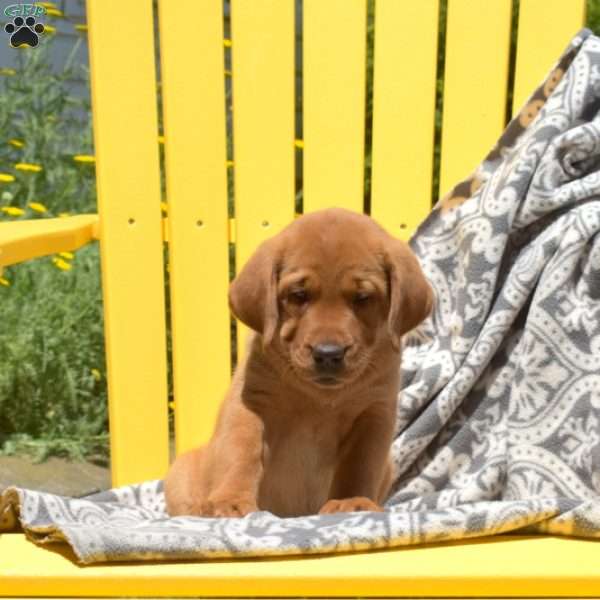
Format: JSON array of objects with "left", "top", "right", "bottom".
[
  {"left": 229, "top": 237, "right": 280, "bottom": 346},
  {"left": 383, "top": 237, "right": 434, "bottom": 351}
]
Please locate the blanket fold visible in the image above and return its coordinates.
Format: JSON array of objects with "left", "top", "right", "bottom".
[{"left": 3, "top": 28, "right": 600, "bottom": 564}]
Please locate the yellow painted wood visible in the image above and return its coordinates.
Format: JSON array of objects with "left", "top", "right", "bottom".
[
  {"left": 0, "top": 214, "right": 98, "bottom": 267},
  {"left": 87, "top": 0, "right": 169, "bottom": 486},
  {"left": 231, "top": 0, "right": 295, "bottom": 354},
  {"left": 158, "top": 0, "right": 231, "bottom": 455},
  {"left": 303, "top": 0, "right": 367, "bottom": 214},
  {"left": 4, "top": 533, "right": 600, "bottom": 597},
  {"left": 439, "top": 0, "right": 512, "bottom": 198},
  {"left": 370, "top": 0, "right": 438, "bottom": 240},
  {"left": 512, "top": 0, "right": 586, "bottom": 114}
]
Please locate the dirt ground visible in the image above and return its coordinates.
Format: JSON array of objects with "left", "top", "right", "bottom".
[
  {"left": 0, "top": 438, "right": 175, "bottom": 496},
  {"left": 0, "top": 454, "right": 111, "bottom": 497}
]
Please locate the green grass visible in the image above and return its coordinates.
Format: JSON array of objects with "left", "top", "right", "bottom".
[
  {"left": 589, "top": 0, "right": 600, "bottom": 33},
  {"left": 0, "top": 34, "right": 106, "bottom": 463},
  {"left": 0, "top": 244, "right": 108, "bottom": 464}
]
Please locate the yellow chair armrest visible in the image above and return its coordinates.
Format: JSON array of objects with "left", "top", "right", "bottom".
[{"left": 0, "top": 214, "right": 99, "bottom": 269}]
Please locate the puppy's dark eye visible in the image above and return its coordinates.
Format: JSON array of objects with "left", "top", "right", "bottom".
[
  {"left": 353, "top": 292, "right": 371, "bottom": 306},
  {"left": 288, "top": 289, "right": 309, "bottom": 305}
]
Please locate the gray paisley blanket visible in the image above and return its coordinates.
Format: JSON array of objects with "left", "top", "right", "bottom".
[{"left": 3, "top": 29, "right": 600, "bottom": 564}]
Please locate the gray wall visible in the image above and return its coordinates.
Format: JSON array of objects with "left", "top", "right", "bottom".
[{"left": 0, "top": 0, "right": 88, "bottom": 99}]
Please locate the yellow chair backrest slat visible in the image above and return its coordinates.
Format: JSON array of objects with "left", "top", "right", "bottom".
[
  {"left": 158, "top": 0, "right": 231, "bottom": 456},
  {"left": 370, "top": 0, "right": 439, "bottom": 239},
  {"left": 303, "top": 0, "right": 367, "bottom": 213},
  {"left": 231, "top": 0, "right": 296, "bottom": 355},
  {"left": 439, "top": 0, "right": 513, "bottom": 198},
  {"left": 513, "top": 0, "right": 587, "bottom": 113},
  {"left": 87, "top": 0, "right": 169, "bottom": 486},
  {"left": 86, "top": 0, "right": 587, "bottom": 485}
]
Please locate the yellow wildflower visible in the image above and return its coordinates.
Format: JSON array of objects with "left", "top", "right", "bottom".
[
  {"left": 223, "top": 38, "right": 232, "bottom": 48},
  {"left": 168, "top": 401, "right": 175, "bottom": 410},
  {"left": 0, "top": 277, "right": 10, "bottom": 287},
  {"left": 160, "top": 201, "right": 168, "bottom": 214},
  {"left": 74, "top": 24, "right": 87, "bottom": 32},
  {"left": 73, "top": 154, "right": 95, "bottom": 163},
  {"left": 0, "top": 68, "right": 16, "bottom": 76},
  {"left": 15, "top": 162, "right": 42, "bottom": 172},
  {"left": 91, "top": 368, "right": 101, "bottom": 381},
  {"left": 8, "top": 139, "right": 24, "bottom": 148},
  {"left": 0, "top": 173, "right": 15, "bottom": 182},
  {"left": 294, "top": 139, "right": 304, "bottom": 149},
  {"left": 28, "top": 201, "right": 47, "bottom": 213},
  {"left": 158, "top": 135, "right": 165, "bottom": 144},
  {"left": 58, "top": 212, "right": 71, "bottom": 218},
  {"left": 45, "top": 8, "right": 63, "bottom": 17},
  {"left": 59, "top": 251, "right": 74, "bottom": 260},
  {"left": 1, "top": 206, "right": 24, "bottom": 216},
  {"left": 52, "top": 257, "right": 72, "bottom": 271},
  {"left": 226, "top": 160, "right": 234, "bottom": 168},
  {"left": 44, "top": 25, "right": 57, "bottom": 34}
]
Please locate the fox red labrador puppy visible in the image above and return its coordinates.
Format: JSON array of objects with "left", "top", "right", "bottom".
[{"left": 165, "top": 207, "right": 433, "bottom": 518}]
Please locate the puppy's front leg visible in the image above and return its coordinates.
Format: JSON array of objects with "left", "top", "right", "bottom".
[
  {"left": 165, "top": 390, "right": 265, "bottom": 518},
  {"left": 202, "top": 397, "right": 265, "bottom": 517},
  {"left": 320, "top": 403, "right": 395, "bottom": 514}
]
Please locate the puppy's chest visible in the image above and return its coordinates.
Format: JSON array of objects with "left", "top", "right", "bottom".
[{"left": 258, "top": 416, "right": 341, "bottom": 517}]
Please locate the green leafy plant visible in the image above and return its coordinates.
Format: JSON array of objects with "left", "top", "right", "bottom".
[{"left": 0, "top": 34, "right": 107, "bottom": 463}]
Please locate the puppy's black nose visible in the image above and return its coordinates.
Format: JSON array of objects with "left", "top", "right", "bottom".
[{"left": 312, "top": 343, "right": 346, "bottom": 372}]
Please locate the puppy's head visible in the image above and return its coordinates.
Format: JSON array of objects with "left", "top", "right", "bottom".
[{"left": 229, "top": 208, "right": 433, "bottom": 388}]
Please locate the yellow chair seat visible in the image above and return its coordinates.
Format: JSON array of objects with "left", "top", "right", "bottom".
[{"left": 2, "top": 532, "right": 600, "bottom": 597}]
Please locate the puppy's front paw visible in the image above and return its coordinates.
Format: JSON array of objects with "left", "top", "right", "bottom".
[
  {"left": 318, "top": 496, "right": 384, "bottom": 514},
  {"left": 202, "top": 494, "right": 258, "bottom": 518}
]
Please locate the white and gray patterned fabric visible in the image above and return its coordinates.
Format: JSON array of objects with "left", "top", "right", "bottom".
[{"left": 2, "top": 29, "right": 600, "bottom": 564}]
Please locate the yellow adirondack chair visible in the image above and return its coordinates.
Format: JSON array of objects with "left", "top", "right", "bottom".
[{"left": 1, "top": 0, "right": 598, "bottom": 596}]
